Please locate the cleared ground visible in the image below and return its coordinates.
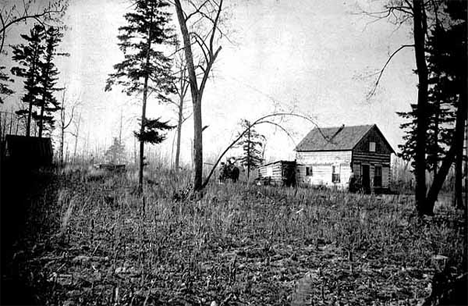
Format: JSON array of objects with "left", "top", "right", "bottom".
[{"left": 1, "top": 168, "right": 466, "bottom": 305}]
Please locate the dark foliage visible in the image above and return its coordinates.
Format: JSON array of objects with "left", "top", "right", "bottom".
[
  {"left": 236, "top": 119, "right": 266, "bottom": 178},
  {"left": 397, "top": 0, "right": 465, "bottom": 175},
  {"left": 10, "top": 24, "right": 65, "bottom": 137},
  {"left": 134, "top": 117, "right": 174, "bottom": 144},
  {"left": 105, "top": 0, "right": 175, "bottom": 97},
  {"left": 0, "top": 66, "right": 14, "bottom": 103}
]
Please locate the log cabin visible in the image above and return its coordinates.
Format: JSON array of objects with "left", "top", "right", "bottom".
[
  {"left": 258, "top": 160, "right": 296, "bottom": 186},
  {"left": 295, "top": 124, "right": 394, "bottom": 192}
]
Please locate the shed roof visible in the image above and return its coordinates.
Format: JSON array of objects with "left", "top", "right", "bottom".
[{"left": 295, "top": 124, "right": 378, "bottom": 151}]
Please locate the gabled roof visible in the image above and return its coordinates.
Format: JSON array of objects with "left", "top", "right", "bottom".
[{"left": 295, "top": 124, "right": 387, "bottom": 152}]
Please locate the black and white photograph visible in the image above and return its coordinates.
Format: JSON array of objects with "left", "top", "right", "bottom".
[{"left": 0, "top": 0, "right": 467, "bottom": 305}]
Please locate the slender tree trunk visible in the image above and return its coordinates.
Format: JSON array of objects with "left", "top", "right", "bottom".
[
  {"left": 175, "top": 100, "right": 183, "bottom": 171},
  {"left": 38, "top": 66, "right": 49, "bottom": 138},
  {"left": 454, "top": 88, "right": 466, "bottom": 209},
  {"left": 9, "top": 112, "right": 13, "bottom": 135},
  {"left": 174, "top": 64, "right": 187, "bottom": 171},
  {"left": 138, "top": 8, "right": 153, "bottom": 193},
  {"left": 26, "top": 45, "right": 40, "bottom": 138},
  {"left": 73, "top": 112, "right": 81, "bottom": 162},
  {"left": 26, "top": 102, "right": 32, "bottom": 137},
  {"left": 60, "top": 106, "right": 65, "bottom": 166},
  {"left": 247, "top": 125, "right": 251, "bottom": 178},
  {"left": 139, "top": 74, "right": 149, "bottom": 192},
  {"left": 38, "top": 98, "right": 45, "bottom": 138},
  {"left": 413, "top": 0, "right": 430, "bottom": 216},
  {"left": 60, "top": 126, "right": 64, "bottom": 165}
]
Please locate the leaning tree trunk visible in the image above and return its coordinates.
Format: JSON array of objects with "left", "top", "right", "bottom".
[
  {"left": 175, "top": 101, "right": 183, "bottom": 171},
  {"left": 174, "top": 0, "right": 222, "bottom": 191},
  {"left": 413, "top": 0, "right": 430, "bottom": 216},
  {"left": 174, "top": 0, "right": 203, "bottom": 190},
  {"left": 427, "top": 87, "right": 467, "bottom": 211}
]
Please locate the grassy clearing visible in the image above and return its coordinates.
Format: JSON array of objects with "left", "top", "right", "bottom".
[{"left": 10, "top": 169, "right": 466, "bottom": 305}]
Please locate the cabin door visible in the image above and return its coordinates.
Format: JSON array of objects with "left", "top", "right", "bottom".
[{"left": 361, "top": 165, "right": 371, "bottom": 194}]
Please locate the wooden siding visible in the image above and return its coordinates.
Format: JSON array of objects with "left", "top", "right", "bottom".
[
  {"left": 352, "top": 162, "right": 391, "bottom": 189},
  {"left": 296, "top": 151, "right": 352, "bottom": 165},
  {"left": 258, "top": 161, "right": 296, "bottom": 186},
  {"left": 353, "top": 127, "right": 393, "bottom": 154},
  {"left": 352, "top": 128, "right": 392, "bottom": 189},
  {"left": 352, "top": 152, "right": 391, "bottom": 165},
  {"left": 296, "top": 151, "right": 352, "bottom": 188}
]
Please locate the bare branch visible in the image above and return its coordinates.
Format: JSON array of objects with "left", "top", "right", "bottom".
[
  {"left": 200, "top": 112, "right": 319, "bottom": 189},
  {"left": 0, "top": 9, "right": 63, "bottom": 35},
  {"left": 185, "top": 0, "right": 210, "bottom": 21},
  {"left": 367, "top": 44, "right": 414, "bottom": 100}
]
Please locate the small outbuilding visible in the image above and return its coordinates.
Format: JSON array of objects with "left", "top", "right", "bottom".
[
  {"left": 295, "top": 124, "right": 394, "bottom": 192},
  {"left": 258, "top": 160, "right": 297, "bottom": 186},
  {"left": 3, "top": 135, "right": 53, "bottom": 167}
]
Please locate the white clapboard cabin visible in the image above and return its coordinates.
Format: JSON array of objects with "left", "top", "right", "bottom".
[{"left": 295, "top": 124, "right": 394, "bottom": 191}]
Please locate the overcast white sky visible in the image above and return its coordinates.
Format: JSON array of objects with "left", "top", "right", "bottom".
[{"left": 2, "top": 0, "right": 417, "bottom": 166}]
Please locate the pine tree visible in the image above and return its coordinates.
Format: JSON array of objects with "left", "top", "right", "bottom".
[
  {"left": 235, "top": 119, "right": 265, "bottom": 179},
  {"left": 396, "top": 2, "right": 459, "bottom": 176},
  {"left": 396, "top": 0, "right": 466, "bottom": 213},
  {"left": 105, "top": 137, "right": 127, "bottom": 164},
  {"left": 35, "top": 26, "right": 64, "bottom": 138},
  {"left": 105, "top": 0, "right": 175, "bottom": 192},
  {"left": 11, "top": 24, "right": 45, "bottom": 137},
  {"left": 0, "top": 67, "right": 14, "bottom": 103}
]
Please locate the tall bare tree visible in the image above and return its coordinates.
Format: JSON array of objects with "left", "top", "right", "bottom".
[
  {"left": 168, "top": 44, "right": 191, "bottom": 171},
  {"left": 173, "top": 0, "right": 224, "bottom": 191},
  {"left": 58, "top": 88, "right": 80, "bottom": 166}
]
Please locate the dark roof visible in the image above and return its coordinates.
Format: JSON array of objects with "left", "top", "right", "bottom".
[{"left": 295, "top": 124, "right": 376, "bottom": 151}]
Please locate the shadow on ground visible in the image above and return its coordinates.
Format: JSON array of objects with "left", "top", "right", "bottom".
[{"left": 1, "top": 162, "right": 57, "bottom": 305}]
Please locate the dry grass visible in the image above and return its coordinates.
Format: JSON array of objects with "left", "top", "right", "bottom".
[{"left": 12, "top": 168, "right": 466, "bottom": 305}]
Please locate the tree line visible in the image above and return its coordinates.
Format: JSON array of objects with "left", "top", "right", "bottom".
[{"left": 1, "top": 0, "right": 465, "bottom": 215}]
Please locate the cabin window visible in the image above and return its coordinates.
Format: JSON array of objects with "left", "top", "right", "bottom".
[
  {"left": 306, "top": 166, "right": 313, "bottom": 176},
  {"left": 374, "top": 165, "right": 382, "bottom": 187},
  {"left": 369, "top": 142, "right": 376, "bottom": 152},
  {"left": 332, "top": 165, "right": 340, "bottom": 183}
]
